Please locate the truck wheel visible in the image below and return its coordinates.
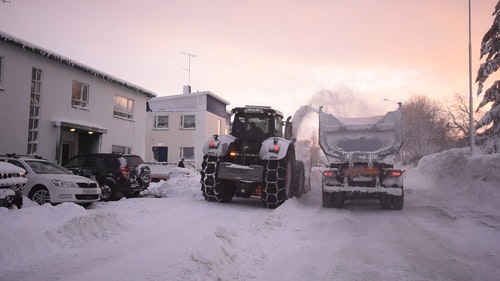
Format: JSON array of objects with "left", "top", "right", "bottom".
[
  {"left": 262, "top": 155, "right": 292, "bottom": 208},
  {"left": 292, "top": 161, "right": 305, "bottom": 198},
  {"left": 380, "top": 194, "right": 392, "bottom": 210},
  {"left": 332, "top": 192, "right": 345, "bottom": 208},
  {"left": 392, "top": 191, "right": 404, "bottom": 210},
  {"left": 322, "top": 190, "right": 333, "bottom": 208},
  {"left": 200, "top": 155, "right": 218, "bottom": 201}
]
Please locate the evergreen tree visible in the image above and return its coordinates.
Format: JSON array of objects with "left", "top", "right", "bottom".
[{"left": 476, "top": 1, "right": 500, "bottom": 153}]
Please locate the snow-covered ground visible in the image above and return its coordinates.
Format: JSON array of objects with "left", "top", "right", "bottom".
[{"left": 1, "top": 148, "right": 499, "bottom": 281}]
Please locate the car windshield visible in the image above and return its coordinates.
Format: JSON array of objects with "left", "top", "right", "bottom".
[{"left": 26, "top": 160, "right": 72, "bottom": 175}]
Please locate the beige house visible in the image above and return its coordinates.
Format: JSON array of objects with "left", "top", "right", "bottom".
[
  {"left": 146, "top": 86, "right": 230, "bottom": 169},
  {"left": 0, "top": 31, "right": 156, "bottom": 163}
]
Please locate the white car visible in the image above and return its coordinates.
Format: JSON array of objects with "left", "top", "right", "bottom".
[{"left": 0, "top": 155, "right": 101, "bottom": 206}]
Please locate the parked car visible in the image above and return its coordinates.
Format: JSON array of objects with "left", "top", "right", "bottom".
[
  {"left": 0, "top": 154, "right": 101, "bottom": 206},
  {"left": 0, "top": 161, "right": 27, "bottom": 208},
  {"left": 63, "top": 153, "right": 151, "bottom": 201}
]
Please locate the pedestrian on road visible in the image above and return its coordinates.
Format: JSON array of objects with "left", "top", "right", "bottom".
[{"left": 178, "top": 158, "right": 185, "bottom": 168}]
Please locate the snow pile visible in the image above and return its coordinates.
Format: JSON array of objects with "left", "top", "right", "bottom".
[
  {"left": 406, "top": 147, "right": 500, "bottom": 211},
  {"left": 142, "top": 167, "right": 201, "bottom": 199}
]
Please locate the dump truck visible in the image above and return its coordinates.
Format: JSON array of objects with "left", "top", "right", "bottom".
[
  {"left": 319, "top": 105, "right": 405, "bottom": 210},
  {"left": 200, "top": 105, "right": 306, "bottom": 208}
]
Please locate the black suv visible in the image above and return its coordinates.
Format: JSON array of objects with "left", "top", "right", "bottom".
[{"left": 63, "top": 153, "right": 151, "bottom": 201}]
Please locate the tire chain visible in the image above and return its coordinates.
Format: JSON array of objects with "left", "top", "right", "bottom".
[
  {"left": 262, "top": 158, "right": 288, "bottom": 208},
  {"left": 200, "top": 155, "right": 231, "bottom": 202}
]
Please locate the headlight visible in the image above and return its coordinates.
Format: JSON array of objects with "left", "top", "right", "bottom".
[{"left": 52, "top": 179, "right": 78, "bottom": 188}]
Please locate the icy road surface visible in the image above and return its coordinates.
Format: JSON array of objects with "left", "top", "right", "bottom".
[{"left": 1, "top": 149, "right": 499, "bottom": 281}]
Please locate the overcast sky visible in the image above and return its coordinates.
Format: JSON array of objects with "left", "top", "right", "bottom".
[{"left": 0, "top": 0, "right": 497, "bottom": 117}]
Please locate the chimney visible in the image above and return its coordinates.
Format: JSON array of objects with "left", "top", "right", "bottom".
[{"left": 183, "top": 85, "right": 191, "bottom": 94}]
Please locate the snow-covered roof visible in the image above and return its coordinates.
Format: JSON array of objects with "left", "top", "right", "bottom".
[
  {"left": 0, "top": 30, "right": 156, "bottom": 99},
  {"left": 148, "top": 91, "right": 230, "bottom": 112}
]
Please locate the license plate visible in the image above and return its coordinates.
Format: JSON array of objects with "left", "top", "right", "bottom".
[{"left": 82, "top": 190, "right": 99, "bottom": 194}]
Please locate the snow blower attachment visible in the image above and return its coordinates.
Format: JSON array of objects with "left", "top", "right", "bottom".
[{"left": 318, "top": 106, "right": 405, "bottom": 210}]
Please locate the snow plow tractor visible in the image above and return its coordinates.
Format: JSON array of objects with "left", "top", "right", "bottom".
[
  {"left": 200, "top": 105, "right": 306, "bottom": 208},
  {"left": 319, "top": 105, "right": 405, "bottom": 210}
]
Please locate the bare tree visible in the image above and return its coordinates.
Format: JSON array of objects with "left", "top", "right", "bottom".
[
  {"left": 402, "top": 95, "right": 453, "bottom": 165},
  {"left": 444, "top": 93, "right": 484, "bottom": 147}
]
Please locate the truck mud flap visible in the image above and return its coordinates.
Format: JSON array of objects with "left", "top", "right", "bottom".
[{"left": 218, "top": 162, "right": 264, "bottom": 183}]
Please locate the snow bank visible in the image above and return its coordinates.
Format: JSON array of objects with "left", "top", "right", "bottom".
[
  {"left": 0, "top": 202, "right": 129, "bottom": 269},
  {"left": 405, "top": 148, "right": 500, "bottom": 210},
  {"left": 142, "top": 167, "right": 201, "bottom": 199}
]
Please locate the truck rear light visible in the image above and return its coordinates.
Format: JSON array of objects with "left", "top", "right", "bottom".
[
  {"left": 120, "top": 167, "right": 130, "bottom": 179},
  {"left": 387, "top": 170, "right": 402, "bottom": 177},
  {"left": 323, "top": 170, "right": 335, "bottom": 177},
  {"left": 229, "top": 151, "right": 237, "bottom": 157}
]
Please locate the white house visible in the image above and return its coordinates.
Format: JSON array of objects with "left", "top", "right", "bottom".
[
  {"left": 0, "top": 31, "right": 156, "bottom": 163},
  {"left": 146, "top": 86, "right": 230, "bottom": 169}
]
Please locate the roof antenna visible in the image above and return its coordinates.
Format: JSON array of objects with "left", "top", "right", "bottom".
[{"left": 180, "top": 51, "right": 196, "bottom": 86}]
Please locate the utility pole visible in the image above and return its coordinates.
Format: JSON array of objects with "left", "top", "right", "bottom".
[{"left": 468, "top": 0, "right": 475, "bottom": 156}]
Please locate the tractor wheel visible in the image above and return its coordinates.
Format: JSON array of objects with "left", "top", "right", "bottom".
[
  {"left": 200, "top": 155, "right": 235, "bottom": 203},
  {"left": 292, "top": 161, "right": 305, "bottom": 198},
  {"left": 261, "top": 152, "right": 293, "bottom": 209},
  {"left": 200, "top": 155, "right": 218, "bottom": 201}
]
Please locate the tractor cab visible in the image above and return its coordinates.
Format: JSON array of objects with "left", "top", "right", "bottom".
[{"left": 230, "top": 106, "right": 286, "bottom": 141}]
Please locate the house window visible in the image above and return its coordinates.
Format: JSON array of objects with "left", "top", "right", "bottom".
[
  {"left": 154, "top": 115, "right": 169, "bottom": 129},
  {"left": 113, "top": 95, "right": 134, "bottom": 119},
  {"left": 112, "top": 145, "right": 131, "bottom": 154},
  {"left": 180, "top": 115, "right": 195, "bottom": 129},
  {"left": 0, "top": 56, "right": 4, "bottom": 89},
  {"left": 27, "top": 67, "right": 42, "bottom": 155},
  {"left": 71, "top": 80, "right": 89, "bottom": 108},
  {"left": 180, "top": 147, "right": 194, "bottom": 160}
]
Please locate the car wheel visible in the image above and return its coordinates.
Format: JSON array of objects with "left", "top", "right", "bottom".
[
  {"left": 100, "top": 182, "right": 116, "bottom": 201},
  {"left": 138, "top": 166, "right": 151, "bottom": 187},
  {"left": 29, "top": 187, "right": 51, "bottom": 205}
]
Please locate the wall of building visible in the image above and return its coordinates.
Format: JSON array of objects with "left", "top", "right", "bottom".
[{"left": 0, "top": 39, "right": 152, "bottom": 162}]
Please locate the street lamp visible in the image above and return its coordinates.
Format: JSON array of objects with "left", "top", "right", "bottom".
[{"left": 468, "top": 0, "right": 475, "bottom": 156}]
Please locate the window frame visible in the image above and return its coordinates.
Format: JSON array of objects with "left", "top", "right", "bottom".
[
  {"left": 179, "top": 147, "right": 195, "bottom": 161},
  {"left": 71, "top": 80, "right": 90, "bottom": 109},
  {"left": 113, "top": 95, "right": 134, "bottom": 120},
  {"left": 180, "top": 114, "right": 196, "bottom": 129},
  {"left": 154, "top": 115, "right": 169, "bottom": 129}
]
